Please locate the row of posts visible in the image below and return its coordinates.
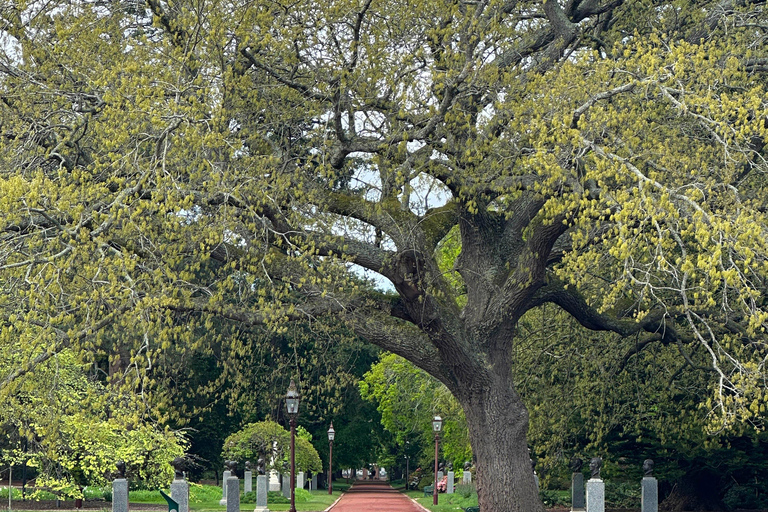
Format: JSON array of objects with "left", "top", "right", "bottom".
[
  {"left": 570, "top": 458, "right": 658, "bottom": 512},
  {"left": 111, "top": 456, "right": 657, "bottom": 512},
  {"left": 111, "top": 459, "right": 276, "bottom": 512}
]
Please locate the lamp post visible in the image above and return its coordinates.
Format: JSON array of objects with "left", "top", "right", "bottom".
[
  {"left": 405, "top": 440, "right": 410, "bottom": 491},
  {"left": 285, "top": 380, "right": 300, "bottom": 512},
  {"left": 327, "top": 423, "right": 335, "bottom": 495},
  {"left": 432, "top": 415, "right": 442, "bottom": 506}
]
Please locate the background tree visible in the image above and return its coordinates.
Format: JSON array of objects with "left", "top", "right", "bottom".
[
  {"left": 0, "top": 345, "right": 184, "bottom": 496},
  {"left": 3, "top": 1, "right": 768, "bottom": 512},
  {"left": 359, "top": 353, "right": 471, "bottom": 470},
  {"left": 222, "top": 421, "right": 321, "bottom": 474}
]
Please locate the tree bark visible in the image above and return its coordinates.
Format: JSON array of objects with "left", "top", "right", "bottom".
[{"left": 456, "top": 366, "right": 543, "bottom": 512}]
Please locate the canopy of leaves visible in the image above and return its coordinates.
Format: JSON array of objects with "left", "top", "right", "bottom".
[
  {"left": 4, "top": 0, "right": 768, "bottom": 509},
  {"left": 0, "top": 347, "right": 185, "bottom": 496},
  {"left": 221, "top": 421, "right": 322, "bottom": 473},
  {"left": 360, "top": 353, "right": 471, "bottom": 468}
]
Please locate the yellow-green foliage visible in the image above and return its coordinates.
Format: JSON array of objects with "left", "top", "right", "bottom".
[
  {"left": 0, "top": 348, "right": 185, "bottom": 497},
  {"left": 2, "top": 0, "right": 768, "bottom": 460},
  {"left": 360, "top": 353, "right": 471, "bottom": 467}
]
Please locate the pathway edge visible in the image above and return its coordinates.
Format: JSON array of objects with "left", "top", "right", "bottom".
[
  {"left": 409, "top": 496, "right": 431, "bottom": 512},
  {"left": 323, "top": 493, "right": 344, "bottom": 512}
]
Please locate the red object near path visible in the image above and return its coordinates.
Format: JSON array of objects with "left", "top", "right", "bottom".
[{"left": 327, "top": 481, "right": 425, "bottom": 512}]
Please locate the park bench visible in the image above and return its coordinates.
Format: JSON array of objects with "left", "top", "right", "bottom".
[{"left": 423, "top": 485, "right": 433, "bottom": 497}]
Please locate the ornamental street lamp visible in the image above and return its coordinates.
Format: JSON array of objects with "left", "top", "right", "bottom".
[
  {"left": 432, "top": 415, "right": 442, "bottom": 506},
  {"left": 285, "top": 380, "right": 300, "bottom": 512},
  {"left": 327, "top": 423, "right": 335, "bottom": 495},
  {"left": 405, "top": 440, "right": 410, "bottom": 491}
]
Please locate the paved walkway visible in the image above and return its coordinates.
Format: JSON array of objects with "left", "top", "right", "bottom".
[{"left": 328, "top": 480, "right": 424, "bottom": 512}]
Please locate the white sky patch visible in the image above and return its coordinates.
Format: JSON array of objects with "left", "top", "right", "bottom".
[
  {"left": 348, "top": 262, "right": 395, "bottom": 292},
  {"left": 0, "top": 31, "right": 22, "bottom": 67}
]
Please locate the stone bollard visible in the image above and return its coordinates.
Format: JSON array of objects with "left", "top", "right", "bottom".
[
  {"left": 245, "top": 461, "right": 253, "bottom": 494},
  {"left": 586, "top": 458, "right": 604, "bottom": 512},
  {"left": 282, "top": 474, "right": 290, "bottom": 499},
  {"left": 641, "top": 460, "right": 658, "bottom": 512},
  {"left": 170, "top": 458, "right": 190, "bottom": 512},
  {"left": 254, "top": 473, "right": 270, "bottom": 512},
  {"left": 571, "top": 458, "right": 585, "bottom": 512},
  {"left": 220, "top": 464, "right": 231, "bottom": 506},
  {"left": 226, "top": 469, "right": 240, "bottom": 512},
  {"left": 112, "top": 462, "right": 129, "bottom": 512}
]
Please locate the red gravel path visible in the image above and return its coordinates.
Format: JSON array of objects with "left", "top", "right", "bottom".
[{"left": 328, "top": 481, "right": 424, "bottom": 512}]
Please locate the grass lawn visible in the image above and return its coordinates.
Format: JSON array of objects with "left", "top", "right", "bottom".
[
  {"left": 402, "top": 489, "right": 478, "bottom": 512},
  {"left": 190, "top": 490, "right": 341, "bottom": 512},
  {"left": 5, "top": 484, "right": 343, "bottom": 512}
]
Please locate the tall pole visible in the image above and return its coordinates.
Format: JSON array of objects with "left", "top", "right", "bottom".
[
  {"left": 405, "top": 455, "right": 409, "bottom": 490},
  {"left": 290, "top": 417, "right": 297, "bottom": 512},
  {"left": 405, "top": 440, "right": 409, "bottom": 491},
  {"left": 433, "top": 433, "right": 439, "bottom": 506},
  {"left": 328, "top": 439, "right": 333, "bottom": 495}
]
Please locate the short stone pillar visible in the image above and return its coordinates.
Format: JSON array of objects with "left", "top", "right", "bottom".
[
  {"left": 269, "top": 470, "right": 281, "bottom": 491},
  {"left": 446, "top": 471, "right": 455, "bottom": 494},
  {"left": 297, "top": 472, "right": 305, "bottom": 489},
  {"left": 245, "top": 462, "right": 253, "bottom": 494},
  {"left": 534, "top": 473, "right": 540, "bottom": 492},
  {"left": 437, "top": 470, "right": 444, "bottom": 481},
  {"left": 226, "top": 474, "right": 240, "bottom": 512},
  {"left": 112, "top": 477, "right": 128, "bottom": 512},
  {"left": 219, "top": 468, "right": 231, "bottom": 506},
  {"left": 462, "top": 471, "right": 471, "bottom": 484},
  {"left": 171, "top": 478, "right": 189, "bottom": 512},
  {"left": 641, "top": 460, "right": 658, "bottom": 512},
  {"left": 311, "top": 474, "right": 317, "bottom": 491},
  {"left": 586, "top": 478, "right": 605, "bottom": 512},
  {"left": 642, "top": 477, "right": 658, "bottom": 512},
  {"left": 255, "top": 474, "right": 270, "bottom": 512},
  {"left": 282, "top": 474, "right": 290, "bottom": 499},
  {"left": 571, "top": 472, "right": 586, "bottom": 511}
]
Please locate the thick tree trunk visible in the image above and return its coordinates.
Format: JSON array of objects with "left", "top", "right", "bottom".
[{"left": 457, "top": 372, "right": 543, "bottom": 512}]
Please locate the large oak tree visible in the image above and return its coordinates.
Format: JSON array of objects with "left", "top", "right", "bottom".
[{"left": 3, "top": 0, "right": 768, "bottom": 510}]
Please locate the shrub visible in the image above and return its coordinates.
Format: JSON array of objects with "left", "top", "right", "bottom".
[
  {"left": 0, "top": 487, "right": 23, "bottom": 499},
  {"left": 723, "top": 484, "right": 768, "bottom": 510},
  {"left": 605, "top": 481, "right": 640, "bottom": 508},
  {"left": 539, "top": 489, "right": 570, "bottom": 507},
  {"left": 456, "top": 483, "right": 476, "bottom": 499},
  {"left": 267, "top": 491, "right": 289, "bottom": 504},
  {"left": 83, "top": 486, "right": 111, "bottom": 500}
]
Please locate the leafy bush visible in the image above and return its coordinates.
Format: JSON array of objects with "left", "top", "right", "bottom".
[
  {"left": 456, "top": 483, "right": 476, "bottom": 499},
  {"left": 605, "top": 481, "right": 641, "bottom": 508},
  {"left": 267, "top": 491, "right": 289, "bottom": 504},
  {"left": 242, "top": 491, "right": 258, "bottom": 504},
  {"left": 294, "top": 488, "right": 312, "bottom": 503},
  {"left": 540, "top": 489, "right": 570, "bottom": 507},
  {"left": 0, "top": 487, "right": 24, "bottom": 499},
  {"left": 83, "top": 486, "right": 111, "bottom": 500},
  {"left": 723, "top": 485, "right": 768, "bottom": 510},
  {"left": 29, "top": 489, "right": 59, "bottom": 500}
]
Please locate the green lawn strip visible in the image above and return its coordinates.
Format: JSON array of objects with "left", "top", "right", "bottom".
[
  {"left": 190, "top": 489, "right": 341, "bottom": 512},
  {"left": 402, "top": 490, "right": 479, "bottom": 512},
  {"left": 5, "top": 484, "right": 342, "bottom": 512}
]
